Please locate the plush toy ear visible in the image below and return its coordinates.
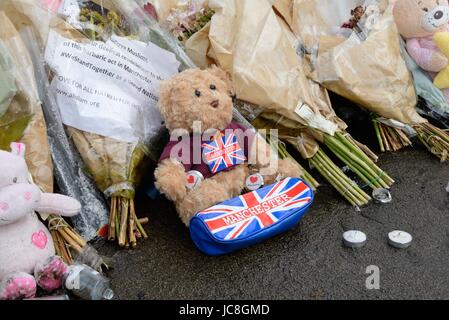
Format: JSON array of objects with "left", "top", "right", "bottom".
[
  {"left": 158, "top": 80, "right": 173, "bottom": 118},
  {"left": 207, "top": 65, "right": 235, "bottom": 97},
  {"left": 10, "top": 142, "right": 26, "bottom": 158}
]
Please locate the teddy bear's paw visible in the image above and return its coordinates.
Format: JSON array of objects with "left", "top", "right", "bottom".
[
  {"left": 177, "top": 179, "right": 231, "bottom": 226},
  {"left": 154, "top": 159, "right": 188, "bottom": 202},
  {"left": 0, "top": 272, "right": 36, "bottom": 300},
  {"left": 277, "top": 158, "right": 303, "bottom": 179},
  {"left": 34, "top": 256, "right": 68, "bottom": 292},
  {"left": 211, "top": 165, "right": 248, "bottom": 197}
]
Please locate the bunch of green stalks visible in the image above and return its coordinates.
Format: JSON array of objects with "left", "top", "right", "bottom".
[
  {"left": 323, "top": 132, "right": 395, "bottom": 191},
  {"left": 373, "top": 120, "right": 412, "bottom": 152},
  {"left": 309, "top": 148, "right": 371, "bottom": 207},
  {"left": 252, "top": 113, "right": 394, "bottom": 207},
  {"left": 265, "top": 133, "right": 319, "bottom": 190},
  {"left": 414, "top": 122, "right": 449, "bottom": 163}
]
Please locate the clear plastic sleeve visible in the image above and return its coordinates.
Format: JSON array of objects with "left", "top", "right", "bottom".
[
  {"left": 20, "top": 26, "right": 109, "bottom": 240},
  {"left": 285, "top": 0, "right": 424, "bottom": 126}
]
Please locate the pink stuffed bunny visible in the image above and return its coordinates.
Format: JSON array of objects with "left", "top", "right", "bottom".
[{"left": 0, "top": 143, "right": 81, "bottom": 300}]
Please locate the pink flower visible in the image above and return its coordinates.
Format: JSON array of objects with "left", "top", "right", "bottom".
[
  {"left": 41, "top": 0, "right": 63, "bottom": 12},
  {"left": 143, "top": 3, "right": 158, "bottom": 21}
]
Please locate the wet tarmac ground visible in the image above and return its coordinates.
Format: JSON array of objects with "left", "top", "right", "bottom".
[{"left": 95, "top": 142, "right": 449, "bottom": 300}]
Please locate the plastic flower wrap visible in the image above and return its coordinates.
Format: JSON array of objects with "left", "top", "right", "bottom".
[
  {"left": 0, "top": 43, "right": 16, "bottom": 118},
  {"left": 21, "top": 26, "right": 110, "bottom": 242},
  {"left": 284, "top": 0, "right": 449, "bottom": 161},
  {"left": 0, "top": 0, "right": 110, "bottom": 243},
  {"left": 0, "top": 10, "right": 53, "bottom": 193},
  {"left": 44, "top": 0, "right": 181, "bottom": 247},
  {"left": 148, "top": 0, "right": 394, "bottom": 207},
  {"left": 164, "top": 0, "right": 214, "bottom": 41},
  {"left": 1, "top": 0, "right": 181, "bottom": 247}
]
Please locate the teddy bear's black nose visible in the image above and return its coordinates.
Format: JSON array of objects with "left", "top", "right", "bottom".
[
  {"left": 210, "top": 100, "right": 220, "bottom": 108},
  {"left": 435, "top": 10, "right": 444, "bottom": 20}
]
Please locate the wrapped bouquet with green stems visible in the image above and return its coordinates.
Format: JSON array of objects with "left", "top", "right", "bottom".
[
  {"left": 129, "top": 0, "right": 395, "bottom": 208},
  {"left": 21, "top": 0, "right": 179, "bottom": 247},
  {"left": 56, "top": 0, "right": 181, "bottom": 247},
  {"left": 253, "top": 112, "right": 394, "bottom": 207},
  {"left": 289, "top": 0, "right": 449, "bottom": 163},
  {"left": 0, "top": 43, "right": 16, "bottom": 118},
  {"left": 0, "top": 40, "right": 32, "bottom": 152}
]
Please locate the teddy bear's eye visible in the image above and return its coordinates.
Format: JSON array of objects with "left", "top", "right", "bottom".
[
  {"left": 210, "top": 84, "right": 216, "bottom": 90},
  {"left": 195, "top": 89, "right": 201, "bottom": 97},
  {"left": 12, "top": 177, "right": 17, "bottom": 183},
  {"left": 422, "top": 7, "right": 429, "bottom": 12}
]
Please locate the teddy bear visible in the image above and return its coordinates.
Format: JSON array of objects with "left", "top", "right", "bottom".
[
  {"left": 0, "top": 143, "right": 81, "bottom": 300},
  {"left": 154, "top": 67, "right": 303, "bottom": 226},
  {"left": 393, "top": 0, "right": 449, "bottom": 100}
]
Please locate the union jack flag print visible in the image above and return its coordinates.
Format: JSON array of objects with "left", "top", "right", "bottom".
[
  {"left": 196, "top": 178, "right": 313, "bottom": 241},
  {"left": 202, "top": 131, "right": 246, "bottom": 174}
]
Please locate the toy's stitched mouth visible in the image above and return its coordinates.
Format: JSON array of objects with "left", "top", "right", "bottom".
[
  {"left": 0, "top": 218, "right": 9, "bottom": 222},
  {"left": 210, "top": 100, "right": 220, "bottom": 108}
]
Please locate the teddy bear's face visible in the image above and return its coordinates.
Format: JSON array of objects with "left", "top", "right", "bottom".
[
  {"left": 394, "top": 0, "right": 449, "bottom": 38},
  {"left": 159, "top": 67, "right": 233, "bottom": 134},
  {"left": 0, "top": 150, "right": 29, "bottom": 189}
]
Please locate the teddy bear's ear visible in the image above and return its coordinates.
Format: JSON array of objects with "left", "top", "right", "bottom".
[
  {"left": 158, "top": 80, "right": 173, "bottom": 117},
  {"left": 207, "top": 65, "right": 230, "bottom": 84},
  {"left": 207, "top": 65, "right": 235, "bottom": 96},
  {"left": 10, "top": 142, "right": 26, "bottom": 158}
]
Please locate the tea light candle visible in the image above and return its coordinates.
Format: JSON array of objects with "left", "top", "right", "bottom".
[
  {"left": 388, "top": 230, "right": 412, "bottom": 249},
  {"left": 343, "top": 230, "right": 367, "bottom": 248}
]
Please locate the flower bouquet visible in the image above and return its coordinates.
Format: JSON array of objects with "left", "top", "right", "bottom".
[
  {"left": 287, "top": 0, "right": 449, "bottom": 161},
  {"left": 163, "top": 0, "right": 214, "bottom": 42},
  {"left": 149, "top": 0, "right": 394, "bottom": 207},
  {"left": 48, "top": 0, "right": 182, "bottom": 247},
  {"left": 0, "top": 11, "right": 53, "bottom": 193},
  {"left": 0, "top": 4, "right": 95, "bottom": 259},
  {"left": 2, "top": 0, "right": 181, "bottom": 248}
]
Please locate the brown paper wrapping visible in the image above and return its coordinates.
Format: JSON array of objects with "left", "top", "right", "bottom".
[
  {"left": 0, "top": 9, "right": 53, "bottom": 192},
  {"left": 183, "top": 0, "right": 344, "bottom": 138},
  {"left": 148, "top": 0, "right": 348, "bottom": 157},
  {"left": 2, "top": 0, "right": 149, "bottom": 198},
  {"left": 67, "top": 125, "right": 148, "bottom": 199},
  {"left": 258, "top": 112, "right": 320, "bottom": 159},
  {"left": 185, "top": 22, "right": 213, "bottom": 69},
  {"left": 21, "top": 108, "right": 54, "bottom": 193},
  {"left": 285, "top": 0, "right": 424, "bottom": 125}
]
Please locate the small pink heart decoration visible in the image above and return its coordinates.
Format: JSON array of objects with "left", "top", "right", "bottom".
[
  {"left": 24, "top": 192, "right": 32, "bottom": 201},
  {"left": 250, "top": 176, "right": 258, "bottom": 184},
  {"left": 187, "top": 175, "right": 195, "bottom": 184},
  {"left": 31, "top": 230, "right": 48, "bottom": 250},
  {"left": 0, "top": 202, "right": 9, "bottom": 211}
]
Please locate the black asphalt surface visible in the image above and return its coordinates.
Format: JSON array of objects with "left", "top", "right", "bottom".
[{"left": 95, "top": 142, "right": 449, "bottom": 300}]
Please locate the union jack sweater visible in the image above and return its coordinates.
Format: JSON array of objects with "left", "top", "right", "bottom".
[{"left": 158, "top": 122, "right": 255, "bottom": 179}]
